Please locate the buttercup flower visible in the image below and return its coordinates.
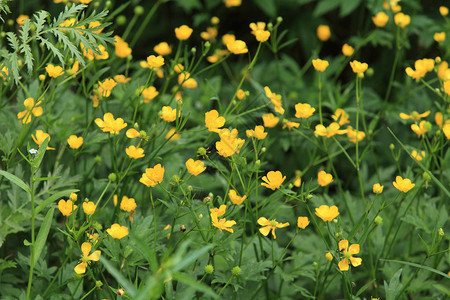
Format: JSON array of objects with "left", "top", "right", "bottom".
[
  {"left": 16, "top": 15, "right": 29, "bottom": 25},
  {"left": 17, "top": 97, "right": 43, "bottom": 124},
  {"left": 146, "top": 55, "right": 164, "bottom": 68},
  {"left": 399, "top": 110, "right": 430, "bottom": 121},
  {"left": 228, "top": 190, "right": 247, "bottom": 205},
  {"left": 411, "top": 150, "right": 425, "bottom": 161},
  {"left": 332, "top": 108, "right": 350, "bottom": 125},
  {"left": 227, "top": 40, "right": 248, "bottom": 54},
  {"left": 264, "top": 86, "right": 284, "bottom": 114},
  {"left": 210, "top": 205, "right": 227, "bottom": 217},
  {"left": 440, "top": 6, "right": 449, "bottom": 16},
  {"left": 178, "top": 72, "right": 198, "bottom": 88},
  {"left": 338, "top": 239, "right": 362, "bottom": 271},
  {"left": 295, "top": 103, "right": 315, "bottom": 118},
  {"left": 342, "top": 44, "right": 354, "bottom": 56},
  {"left": 211, "top": 211, "right": 236, "bottom": 233},
  {"left": 350, "top": 60, "right": 368, "bottom": 77},
  {"left": 140, "top": 164, "right": 165, "bottom": 187},
  {"left": 154, "top": 42, "right": 172, "bottom": 56},
  {"left": 318, "top": 170, "right": 333, "bottom": 186},
  {"left": 405, "top": 59, "right": 434, "bottom": 80},
  {"left": 394, "top": 13, "right": 410, "bottom": 27},
  {"left": 126, "top": 145, "right": 145, "bottom": 159},
  {"left": 261, "top": 171, "right": 286, "bottom": 190},
  {"left": 262, "top": 113, "right": 279, "bottom": 128},
  {"left": 250, "top": 22, "right": 270, "bottom": 42},
  {"left": 282, "top": 121, "right": 300, "bottom": 130},
  {"left": 201, "top": 27, "right": 218, "bottom": 41},
  {"left": 312, "top": 58, "right": 329, "bottom": 72},
  {"left": 32, "top": 130, "right": 55, "bottom": 150},
  {"left": 325, "top": 252, "right": 333, "bottom": 261},
  {"left": 46, "top": 64, "right": 64, "bottom": 78},
  {"left": 142, "top": 86, "right": 159, "bottom": 103},
  {"left": 98, "top": 78, "right": 117, "bottom": 97},
  {"left": 120, "top": 196, "right": 137, "bottom": 212},
  {"left": 297, "top": 217, "right": 310, "bottom": 229},
  {"left": 186, "top": 159, "right": 206, "bottom": 176},
  {"left": 205, "top": 110, "right": 226, "bottom": 132},
  {"left": 107, "top": 223, "right": 129, "bottom": 239},
  {"left": 224, "top": 0, "right": 241, "bottom": 7},
  {"left": 166, "top": 127, "right": 181, "bottom": 141},
  {"left": 216, "top": 129, "right": 245, "bottom": 157},
  {"left": 316, "top": 25, "right": 331, "bottom": 41},
  {"left": 443, "top": 123, "right": 450, "bottom": 139},
  {"left": 222, "top": 34, "right": 236, "bottom": 45},
  {"left": 373, "top": 183, "right": 384, "bottom": 194},
  {"left": 346, "top": 126, "right": 365, "bottom": 143},
  {"left": 372, "top": 12, "right": 389, "bottom": 27},
  {"left": 161, "top": 106, "right": 177, "bottom": 122},
  {"left": 67, "top": 135, "right": 83, "bottom": 149},
  {"left": 315, "top": 205, "right": 339, "bottom": 222},
  {"left": 411, "top": 120, "right": 429, "bottom": 137},
  {"left": 95, "top": 113, "right": 127, "bottom": 134},
  {"left": 58, "top": 199, "right": 77, "bottom": 216},
  {"left": 83, "top": 201, "right": 96, "bottom": 215},
  {"left": 393, "top": 176, "right": 415, "bottom": 192},
  {"left": 114, "top": 36, "right": 132, "bottom": 58},
  {"left": 314, "top": 123, "right": 347, "bottom": 138},
  {"left": 246, "top": 125, "right": 267, "bottom": 140},
  {"left": 126, "top": 128, "right": 140, "bottom": 138},
  {"left": 434, "top": 32, "right": 446, "bottom": 43},
  {"left": 257, "top": 217, "right": 289, "bottom": 239},
  {"left": 175, "top": 25, "right": 193, "bottom": 40},
  {"left": 74, "top": 242, "right": 101, "bottom": 274}
]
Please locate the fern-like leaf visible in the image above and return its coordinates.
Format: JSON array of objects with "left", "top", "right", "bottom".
[
  {"left": 33, "top": 10, "right": 48, "bottom": 35},
  {"left": 19, "top": 19, "right": 33, "bottom": 73}
]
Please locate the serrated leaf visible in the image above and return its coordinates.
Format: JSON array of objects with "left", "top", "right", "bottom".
[
  {"left": 384, "top": 268, "right": 403, "bottom": 300},
  {"left": 33, "top": 207, "right": 54, "bottom": 265},
  {"left": 33, "top": 10, "right": 48, "bottom": 35},
  {"left": 6, "top": 32, "right": 19, "bottom": 51},
  {"left": 37, "top": 37, "right": 64, "bottom": 65}
]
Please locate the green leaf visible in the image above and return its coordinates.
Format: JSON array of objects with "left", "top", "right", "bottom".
[
  {"left": 314, "top": 0, "right": 340, "bottom": 16},
  {"left": 172, "top": 272, "right": 218, "bottom": 299},
  {"left": 356, "top": 279, "right": 376, "bottom": 296},
  {"left": 35, "top": 189, "right": 78, "bottom": 215},
  {"left": 384, "top": 268, "right": 403, "bottom": 300},
  {"left": 99, "top": 256, "right": 137, "bottom": 297},
  {"left": 0, "top": 170, "right": 30, "bottom": 193},
  {"left": 129, "top": 233, "right": 158, "bottom": 273},
  {"left": 253, "top": 0, "right": 277, "bottom": 18},
  {"left": 339, "top": 0, "right": 361, "bottom": 17},
  {"left": 32, "top": 137, "right": 49, "bottom": 174},
  {"left": 382, "top": 259, "right": 450, "bottom": 278},
  {"left": 33, "top": 207, "right": 54, "bottom": 265}
]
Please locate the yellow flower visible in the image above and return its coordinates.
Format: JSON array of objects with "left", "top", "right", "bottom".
[
  {"left": 373, "top": 183, "right": 384, "bottom": 194},
  {"left": 114, "top": 36, "right": 132, "bottom": 58},
  {"left": 178, "top": 72, "right": 198, "bottom": 88},
  {"left": 88, "top": 21, "right": 102, "bottom": 33},
  {"left": 0, "top": 66, "right": 9, "bottom": 79},
  {"left": 293, "top": 172, "right": 301, "bottom": 187},
  {"left": 17, "top": 97, "right": 43, "bottom": 124},
  {"left": 140, "top": 164, "right": 165, "bottom": 187},
  {"left": 315, "top": 205, "right": 339, "bottom": 222},
  {"left": 154, "top": 42, "right": 172, "bottom": 56},
  {"left": 316, "top": 25, "right": 331, "bottom": 41},
  {"left": 146, "top": 55, "right": 164, "bottom": 68},
  {"left": 227, "top": 40, "right": 248, "bottom": 55},
  {"left": 236, "top": 89, "right": 247, "bottom": 100},
  {"left": 224, "top": 0, "right": 241, "bottom": 7},
  {"left": 175, "top": 25, "right": 193, "bottom": 40},
  {"left": 405, "top": 59, "right": 434, "bottom": 80},
  {"left": 142, "top": 86, "right": 159, "bottom": 103},
  {"left": 282, "top": 121, "right": 300, "bottom": 130},
  {"left": 325, "top": 252, "right": 333, "bottom": 261},
  {"left": 394, "top": 13, "right": 410, "bottom": 27},
  {"left": 126, "top": 145, "right": 145, "bottom": 159},
  {"left": 443, "top": 123, "right": 450, "bottom": 139},
  {"left": 165, "top": 128, "right": 181, "bottom": 141},
  {"left": 120, "top": 196, "right": 137, "bottom": 212},
  {"left": 350, "top": 60, "right": 368, "bottom": 77},
  {"left": 346, "top": 126, "right": 365, "bottom": 143},
  {"left": 205, "top": 110, "right": 226, "bottom": 133},
  {"left": 58, "top": 199, "right": 77, "bottom": 216},
  {"left": 74, "top": 242, "right": 101, "bottom": 274},
  {"left": 95, "top": 112, "right": 127, "bottom": 134},
  {"left": 262, "top": 113, "right": 279, "bottom": 128},
  {"left": 211, "top": 211, "right": 236, "bottom": 233},
  {"left": 246, "top": 125, "right": 267, "bottom": 140},
  {"left": 67, "top": 135, "right": 83, "bottom": 149},
  {"left": 261, "top": 171, "right": 286, "bottom": 190},
  {"left": 257, "top": 217, "right": 289, "bottom": 239},
  {"left": 411, "top": 150, "right": 425, "bottom": 161},
  {"left": 445, "top": 80, "right": 450, "bottom": 96},
  {"left": 210, "top": 205, "right": 227, "bottom": 217},
  {"left": 16, "top": 15, "right": 29, "bottom": 25},
  {"left": 98, "top": 78, "right": 117, "bottom": 97},
  {"left": 201, "top": 27, "right": 218, "bottom": 41},
  {"left": 126, "top": 128, "right": 140, "bottom": 138},
  {"left": 393, "top": 176, "right": 415, "bottom": 192},
  {"left": 160, "top": 106, "right": 177, "bottom": 122},
  {"left": 411, "top": 120, "right": 429, "bottom": 137},
  {"left": 107, "top": 223, "right": 129, "bottom": 239},
  {"left": 249, "top": 22, "right": 270, "bottom": 42},
  {"left": 399, "top": 110, "right": 430, "bottom": 121},
  {"left": 440, "top": 6, "right": 449, "bottom": 16},
  {"left": 332, "top": 108, "right": 350, "bottom": 126},
  {"left": 435, "top": 112, "right": 443, "bottom": 128},
  {"left": 228, "top": 190, "right": 246, "bottom": 205},
  {"left": 46, "top": 64, "right": 64, "bottom": 78},
  {"left": 264, "top": 86, "right": 284, "bottom": 114},
  {"left": 312, "top": 58, "right": 329, "bottom": 72},
  {"left": 342, "top": 44, "right": 354, "bottom": 56},
  {"left": 297, "top": 217, "right": 310, "bottom": 229},
  {"left": 216, "top": 129, "right": 244, "bottom": 157},
  {"left": 314, "top": 122, "right": 347, "bottom": 138},
  {"left": 372, "top": 12, "right": 389, "bottom": 27},
  {"left": 186, "top": 158, "right": 206, "bottom": 176},
  {"left": 32, "top": 130, "right": 55, "bottom": 150},
  {"left": 69, "top": 193, "right": 77, "bottom": 201},
  {"left": 434, "top": 32, "right": 446, "bottom": 43},
  {"left": 338, "top": 240, "right": 362, "bottom": 271},
  {"left": 222, "top": 34, "right": 236, "bottom": 45},
  {"left": 83, "top": 201, "right": 96, "bottom": 215},
  {"left": 318, "top": 170, "right": 333, "bottom": 186},
  {"left": 295, "top": 103, "right": 315, "bottom": 118}
]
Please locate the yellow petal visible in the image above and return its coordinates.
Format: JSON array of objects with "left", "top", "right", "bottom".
[
  {"left": 259, "top": 226, "right": 271, "bottom": 236},
  {"left": 74, "top": 262, "right": 87, "bottom": 274},
  {"left": 338, "top": 239, "right": 348, "bottom": 252},
  {"left": 81, "top": 242, "right": 91, "bottom": 257},
  {"left": 257, "top": 217, "right": 270, "bottom": 226},
  {"left": 350, "top": 256, "right": 362, "bottom": 267},
  {"left": 348, "top": 243, "right": 360, "bottom": 255},
  {"left": 338, "top": 258, "right": 349, "bottom": 271},
  {"left": 88, "top": 250, "right": 101, "bottom": 261}
]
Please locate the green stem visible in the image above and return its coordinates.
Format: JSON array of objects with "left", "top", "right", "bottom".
[{"left": 26, "top": 176, "right": 36, "bottom": 300}]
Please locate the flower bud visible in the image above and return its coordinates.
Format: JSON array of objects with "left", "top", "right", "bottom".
[
  {"left": 435, "top": 56, "right": 441, "bottom": 64},
  {"left": 187, "top": 185, "right": 193, "bottom": 192},
  {"left": 198, "top": 213, "right": 203, "bottom": 219},
  {"left": 374, "top": 216, "right": 383, "bottom": 225},
  {"left": 204, "top": 264, "right": 214, "bottom": 274},
  {"left": 255, "top": 159, "right": 261, "bottom": 166},
  {"left": 423, "top": 172, "right": 431, "bottom": 181},
  {"left": 93, "top": 221, "right": 103, "bottom": 230},
  {"left": 197, "top": 147, "right": 207, "bottom": 156},
  {"left": 366, "top": 68, "right": 374, "bottom": 77},
  {"left": 117, "top": 288, "right": 124, "bottom": 296},
  {"left": 7, "top": 19, "right": 13, "bottom": 26},
  {"left": 170, "top": 174, "right": 181, "bottom": 186},
  {"left": 94, "top": 155, "right": 102, "bottom": 164},
  {"left": 438, "top": 228, "right": 444, "bottom": 236},
  {"left": 134, "top": 6, "right": 144, "bottom": 15},
  {"left": 116, "top": 15, "right": 126, "bottom": 26},
  {"left": 231, "top": 266, "right": 241, "bottom": 276},
  {"left": 108, "top": 173, "right": 117, "bottom": 182},
  {"left": 96, "top": 280, "right": 103, "bottom": 288},
  {"left": 140, "top": 130, "right": 147, "bottom": 138},
  {"left": 424, "top": 121, "right": 432, "bottom": 131},
  {"left": 288, "top": 183, "right": 293, "bottom": 189},
  {"left": 312, "top": 262, "right": 318, "bottom": 268},
  {"left": 325, "top": 252, "right": 333, "bottom": 261},
  {"left": 180, "top": 224, "right": 186, "bottom": 232},
  {"left": 389, "top": 144, "right": 395, "bottom": 150},
  {"left": 0, "top": 32, "right": 5, "bottom": 38},
  {"left": 276, "top": 16, "right": 283, "bottom": 24},
  {"left": 191, "top": 47, "right": 197, "bottom": 54},
  {"left": 39, "top": 74, "right": 46, "bottom": 81},
  {"left": 261, "top": 147, "right": 266, "bottom": 153}
]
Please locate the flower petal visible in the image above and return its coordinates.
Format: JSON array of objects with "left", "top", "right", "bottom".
[
  {"left": 88, "top": 250, "right": 101, "bottom": 261},
  {"left": 74, "top": 262, "right": 87, "bottom": 274},
  {"left": 348, "top": 243, "right": 360, "bottom": 255},
  {"left": 350, "top": 256, "right": 362, "bottom": 267},
  {"left": 259, "top": 226, "right": 271, "bottom": 236},
  {"left": 81, "top": 242, "right": 91, "bottom": 257},
  {"left": 338, "top": 258, "right": 349, "bottom": 271},
  {"left": 257, "top": 217, "right": 270, "bottom": 226},
  {"left": 338, "top": 239, "right": 348, "bottom": 252}
]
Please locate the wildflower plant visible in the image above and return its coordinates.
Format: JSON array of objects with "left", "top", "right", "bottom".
[{"left": 0, "top": 1, "right": 448, "bottom": 299}]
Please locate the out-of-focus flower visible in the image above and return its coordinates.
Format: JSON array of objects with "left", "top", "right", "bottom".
[
  {"left": 154, "top": 42, "right": 172, "bottom": 56},
  {"left": 372, "top": 12, "right": 389, "bottom": 27},
  {"left": 262, "top": 113, "right": 279, "bottom": 128},
  {"left": 67, "top": 135, "right": 83, "bottom": 149},
  {"left": 175, "top": 25, "right": 193, "bottom": 40},
  {"left": 227, "top": 40, "right": 248, "bottom": 54},
  {"left": 316, "top": 25, "right": 331, "bottom": 41},
  {"left": 317, "top": 170, "right": 333, "bottom": 186},
  {"left": 342, "top": 44, "right": 354, "bottom": 56},
  {"left": 228, "top": 190, "right": 246, "bottom": 205},
  {"left": 312, "top": 58, "right": 329, "bottom": 72},
  {"left": 394, "top": 13, "right": 410, "bottom": 27},
  {"left": 186, "top": 159, "right": 206, "bottom": 176}
]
